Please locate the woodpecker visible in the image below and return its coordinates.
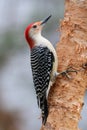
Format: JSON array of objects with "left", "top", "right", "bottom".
[
  {"left": 24, "top": 15, "right": 58, "bottom": 125},
  {"left": 24, "top": 15, "right": 77, "bottom": 125}
]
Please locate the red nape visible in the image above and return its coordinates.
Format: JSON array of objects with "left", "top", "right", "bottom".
[{"left": 24, "top": 23, "right": 34, "bottom": 49}]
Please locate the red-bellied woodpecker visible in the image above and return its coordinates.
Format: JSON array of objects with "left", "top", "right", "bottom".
[
  {"left": 24, "top": 15, "right": 58, "bottom": 125},
  {"left": 24, "top": 15, "right": 77, "bottom": 125}
]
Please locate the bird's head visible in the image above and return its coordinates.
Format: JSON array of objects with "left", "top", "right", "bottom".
[{"left": 24, "top": 15, "right": 52, "bottom": 49}]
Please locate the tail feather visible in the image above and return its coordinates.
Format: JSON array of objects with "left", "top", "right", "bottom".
[{"left": 40, "top": 97, "right": 48, "bottom": 125}]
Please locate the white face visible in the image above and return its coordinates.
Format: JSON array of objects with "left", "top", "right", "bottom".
[{"left": 29, "top": 21, "right": 42, "bottom": 38}]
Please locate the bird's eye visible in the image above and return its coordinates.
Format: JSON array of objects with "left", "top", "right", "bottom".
[{"left": 33, "top": 25, "right": 37, "bottom": 28}]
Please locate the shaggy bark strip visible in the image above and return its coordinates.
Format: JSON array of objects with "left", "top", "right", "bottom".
[{"left": 41, "top": 0, "right": 87, "bottom": 130}]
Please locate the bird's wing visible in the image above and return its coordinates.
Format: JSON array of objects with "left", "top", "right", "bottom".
[{"left": 31, "top": 46, "right": 54, "bottom": 107}]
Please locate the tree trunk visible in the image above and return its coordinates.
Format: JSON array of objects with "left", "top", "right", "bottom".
[{"left": 41, "top": 0, "right": 87, "bottom": 130}]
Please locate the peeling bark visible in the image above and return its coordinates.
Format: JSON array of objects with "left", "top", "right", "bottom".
[{"left": 41, "top": 0, "right": 87, "bottom": 130}]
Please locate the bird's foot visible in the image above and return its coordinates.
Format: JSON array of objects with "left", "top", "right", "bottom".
[{"left": 56, "top": 67, "right": 78, "bottom": 79}]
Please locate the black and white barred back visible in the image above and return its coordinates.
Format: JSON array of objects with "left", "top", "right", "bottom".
[{"left": 31, "top": 46, "right": 54, "bottom": 125}]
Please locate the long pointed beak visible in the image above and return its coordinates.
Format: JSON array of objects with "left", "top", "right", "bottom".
[{"left": 41, "top": 15, "right": 52, "bottom": 25}]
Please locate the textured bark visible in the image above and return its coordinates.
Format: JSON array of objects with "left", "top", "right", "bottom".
[{"left": 41, "top": 0, "right": 87, "bottom": 130}]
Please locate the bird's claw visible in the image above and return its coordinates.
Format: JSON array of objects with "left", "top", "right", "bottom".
[
  {"left": 62, "top": 67, "right": 78, "bottom": 79},
  {"left": 56, "top": 67, "right": 78, "bottom": 79}
]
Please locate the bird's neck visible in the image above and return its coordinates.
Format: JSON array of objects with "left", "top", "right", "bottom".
[
  {"left": 27, "top": 36, "right": 35, "bottom": 49},
  {"left": 25, "top": 29, "right": 35, "bottom": 49},
  {"left": 28, "top": 33, "right": 50, "bottom": 49},
  {"left": 32, "top": 33, "right": 50, "bottom": 47}
]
